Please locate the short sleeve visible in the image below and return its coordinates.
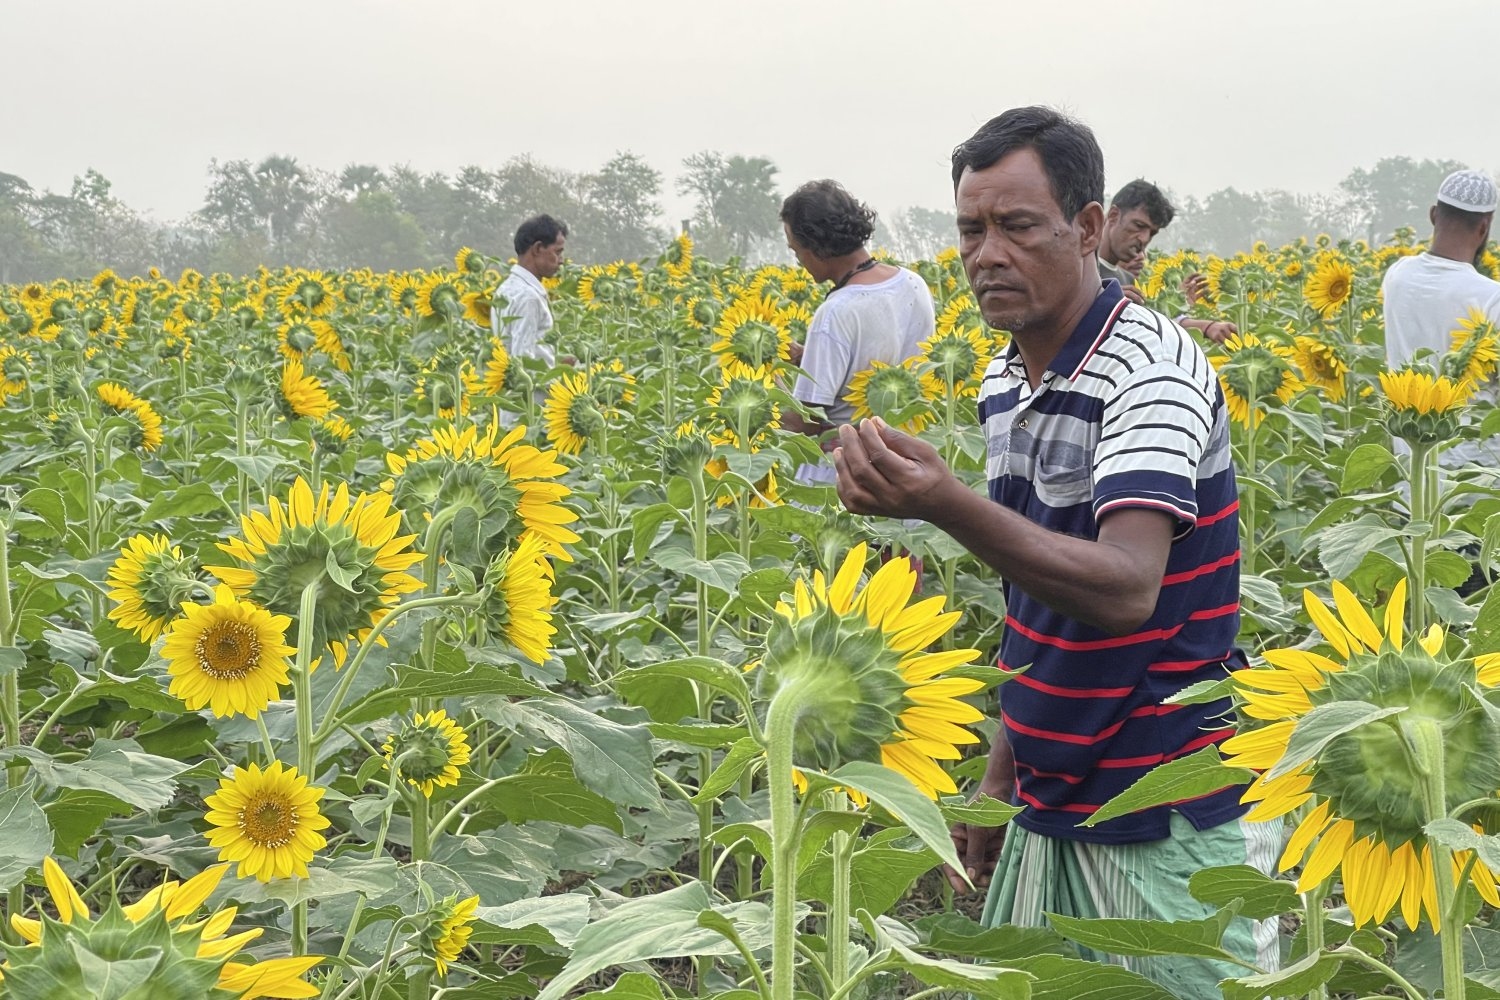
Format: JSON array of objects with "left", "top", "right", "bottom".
[
  {"left": 1091, "top": 361, "right": 1213, "bottom": 539},
  {"left": 793, "top": 307, "right": 853, "bottom": 407}
]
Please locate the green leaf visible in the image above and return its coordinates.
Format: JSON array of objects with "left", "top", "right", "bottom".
[
  {"left": 819, "top": 761, "right": 965, "bottom": 877},
  {"left": 573, "top": 972, "right": 668, "bottom": 1000},
  {"left": 232, "top": 855, "right": 401, "bottom": 906},
  {"left": 1015, "top": 953, "right": 1180, "bottom": 999},
  {"left": 863, "top": 912, "right": 1032, "bottom": 999},
  {"left": 497, "top": 699, "right": 662, "bottom": 810},
  {"left": 917, "top": 912, "right": 1073, "bottom": 962},
  {"left": 44, "top": 790, "right": 132, "bottom": 857},
  {"left": 18, "top": 488, "right": 66, "bottom": 539},
  {"left": 735, "top": 567, "right": 792, "bottom": 611},
  {"left": 1474, "top": 582, "right": 1500, "bottom": 653},
  {"left": 1267, "top": 700, "right": 1406, "bottom": 780},
  {"left": 140, "top": 482, "right": 228, "bottom": 521},
  {"left": 1426, "top": 817, "right": 1500, "bottom": 872},
  {"left": 631, "top": 502, "right": 685, "bottom": 561},
  {"left": 692, "top": 738, "right": 763, "bottom": 804},
  {"left": 473, "top": 894, "right": 592, "bottom": 949},
  {"left": 5, "top": 740, "right": 193, "bottom": 811},
  {"left": 1219, "top": 949, "right": 1342, "bottom": 1000},
  {"left": 534, "top": 882, "right": 775, "bottom": 1000},
  {"left": 0, "top": 785, "right": 53, "bottom": 892},
  {"left": 0, "top": 645, "right": 24, "bottom": 677},
  {"left": 343, "top": 665, "right": 548, "bottom": 726},
  {"left": 1163, "top": 676, "right": 1236, "bottom": 706},
  {"left": 1188, "top": 864, "right": 1300, "bottom": 920},
  {"left": 800, "top": 835, "right": 938, "bottom": 914},
  {"left": 617, "top": 656, "right": 753, "bottom": 717},
  {"left": 45, "top": 669, "right": 182, "bottom": 716},
  {"left": 1316, "top": 514, "right": 1406, "bottom": 579},
  {"left": 474, "top": 772, "right": 623, "bottom": 833},
  {"left": 1081, "top": 747, "right": 1254, "bottom": 827},
  {"left": 646, "top": 721, "right": 747, "bottom": 748},
  {"left": 1341, "top": 443, "right": 1398, "bottom": 493},
  {"left": 653, "top": 547, "right": 752, "bottom": 594},
  {"left": 1048, "top": 904, "right": 1253, "bottom": 967},
  {"left": 940, "top": 794, "right": 1024, "bottom": 828}
]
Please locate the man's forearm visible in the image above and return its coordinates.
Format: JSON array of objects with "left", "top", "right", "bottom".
[{"left": 924, "top": 479, "right": 1163, "bottom": 635}]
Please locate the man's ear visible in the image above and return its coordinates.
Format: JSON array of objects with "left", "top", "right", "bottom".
[
  {"left": 1430, "top": 205, "right": 1438, "bottom": 227},
  {"left": 1105, "top": 204, "right": 1120, "bottom": 227},
  {"left": 1076, "top": 202, "right": 1106, "bottom": 257}
]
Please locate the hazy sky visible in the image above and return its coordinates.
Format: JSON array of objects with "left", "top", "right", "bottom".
[{"left": 6, "top": 0, "right": 1499, "bottom": 228}]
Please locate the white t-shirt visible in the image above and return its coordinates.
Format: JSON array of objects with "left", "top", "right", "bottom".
[
  {"left": 1383, "top": 252, "right": 1500, "bottom": 367},
  {"left": 492, "top": 266, "right": 555, "bottom": 365},
  {"left": 792, "top": 266, "right": 935, "bottom": 426},
  {"left": 1382, "top": 251, "right": 1500, "bottom": 468}
]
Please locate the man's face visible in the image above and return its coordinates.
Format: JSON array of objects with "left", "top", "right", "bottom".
[
  {"left": 533, "top": 235, "right": 566, "bottom": 278},
  {"left": 1104, "top": 205, "right": 1159, "bottom": 264},
  {"left": 956, "top": 149, "right": 1100, "bottom": 334}
]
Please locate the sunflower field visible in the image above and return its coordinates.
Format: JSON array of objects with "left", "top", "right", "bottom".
[{"left": 4, "top": 231, "right": 1500, "bottom": 1000}]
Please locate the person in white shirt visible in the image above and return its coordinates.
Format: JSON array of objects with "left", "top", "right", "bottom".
[
  {"left": 1383, "top": 169, "right": 1500, "bottom": 469},
  {"left": 779, "top": 180, "right": 935, "bottom": 441},
  {"left": 492, "top": 214, "right": 568, "bottom": 365}
]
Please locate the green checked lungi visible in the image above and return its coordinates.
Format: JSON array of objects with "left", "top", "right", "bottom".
[{"left": 981, "top": 812, "right": 1283, "bottom": 999}]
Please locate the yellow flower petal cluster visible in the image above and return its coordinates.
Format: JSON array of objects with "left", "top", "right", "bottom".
[
  {"left": 204, "top": 760, "right": 331, "bottom": 882},
  {"left": 161, "top": 584, "right": 295, "bottom": 719}
]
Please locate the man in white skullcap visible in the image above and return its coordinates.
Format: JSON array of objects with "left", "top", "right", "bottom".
[{"left": 1383, "top": 168, "right": 1500, "bottom": 468}]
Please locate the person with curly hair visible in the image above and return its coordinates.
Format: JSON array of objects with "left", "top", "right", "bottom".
[{"left": 779, "top": 180, "right": 935, "bottom": 467}]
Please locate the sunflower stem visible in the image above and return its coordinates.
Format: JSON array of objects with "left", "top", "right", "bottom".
[
  {"left": 766, "top": 676, "right": 816, "bottom": 1000},
  {"left": 0, "top": 521, "right": 24, "bottom": 949},
  {"left": 1412, "top": 718, "right": 1466, "bottom": 1000},
  {"left": 1328, "top": 945, "right": 1426, "bottom": 1000},
  {"left": 291, "top": 580, "right": 320, "bottom": 959},
  {"left": 234, "top": 396, "right": 250, "bottom": 515},
  {"left": 828, "top": 827, "right": 855, "bottom": 990},
  {"left": 1409, "top": 442, "right": 1434, "bottom": 637},
  {"left": 1302, "top": 878, "right": 1329, "bottom": 1000}
]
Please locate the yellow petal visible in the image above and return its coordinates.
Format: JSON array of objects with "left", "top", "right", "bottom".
[
  {"left": 1330, "top": 580, "right": 1382, "bottom": 652},
  {"left": 1383, "top": 578, "right": 1407, "bottom": 650}
]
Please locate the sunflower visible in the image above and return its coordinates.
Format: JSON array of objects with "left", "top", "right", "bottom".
[
  {"left": 484, "top": 532, "right": 558, "bottom": 664},
  {"left": 935, "top": 293, "right": 984, "bottom": 337},
  {"left": 279, "top": 271, "right": 336, "bottom": 316},
  {"left": 482, "top": 337, "right": 510, "bottom": 395},
  {"left": 0, "top": 345, "right": 31, "bottom": 398},
  {"left": 204, "top": 760, "right": 330, "bottom": 882},
  {"left": 662, "top": 232, "right": 694, "bottom": 281},
  {"left": 455, "top": 246, "right": 484, "bottom": 275},
  {"left": 684, "top": 296, "right": 723, "bottom": 331},
  {"left": 919, "top": 326, "right": 992, "bottom": 399},
  {"left": 160, "top": 584, "right": 294, "bottom": 719},
  {"left": 711, "top": 294, "right": 790, "bottom": 379},
  {"left": 105, "top": 533, "right": 201, "bottom": 643},
  {"left": 1303, "top": 256, "right": 1355, "bottom": 317},
  {"left": 1222, "top": 580, "right": 1500, "bottom": 931},
  {"left": 415, "top": 360, "right": 481, "bottom": 420},
  {"left": 543, "top": 371, "right": 603, "bottom": 455},
  {"left": 278, "top": 357, "right": 336, "bottom": 421},
  {"left": 845, "top": 359, "right": 941, "bottom": 433},
  {"left": 7, "top": 858, "right": 321, "bottom": 998},
  {"left": 760, "top": 543, "right": 984, "bottom": 798},
  {"left": 1290, "top": 336, "right": 1349, "bottom": 402},
  {"left": 96, "top": 381, "right": 164, "bottom": 452},
  {"left": 708, "top": 373, "right": 780, "bottom": 448},
  {"left": 1212, "top": 332, "right": 1304, "bottom": 428},
  {"left": 207, "top": 478, "right": 423, "bottom": 667},
  {"left": 460, "top": 290, "right": 492, "bottom": 327},
  {"left": 424, "top": 894, "right": 480, "bottom": 976},
  {"left": 416, "top": 273, "right": 465, "bottom": 319},
  {"left": 1380, "top": 367, "right": 1473, "bottom": 445},
  {"left": 1447, "top": 306, "right": 1500, "bottom": 386},
  {"left": 390, "top": 275, "right": 421, "bottom": 315},
  {"left": 278, "top": 318, "right": 346, "bottom": 370},
  {"left": 383, "top": 708, "right": 472, "bottom": 798}
]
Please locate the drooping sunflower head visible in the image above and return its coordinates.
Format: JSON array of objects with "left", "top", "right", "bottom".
[
  {"left": 0, "top": 344, "right": 32, "bottom": 397},
  {"left": 203, "top": 759, "right": 331, "bottom": 882},
  {"left": 543, "top": 371, "right": 604, "bottom": 456},
  {"left": 1290, "top": 335, "right": 1349, "bottom": 402},
  {"left": 415, "top": 893, "right": 480, "bottom": 976},
  {"left": 684, "top": 296, "right": 724, "bottom": 331},
  {"left": 383, "top": 708, "right": 472, "bottom": 798},
  {"left": 919, "top": 327, "right": 992, "bottom": 396},
  {"left": 1303, "top": 256, "right": 1356, "bottom": 317},
  {"left": 460, "top": 290, "right": 492, "bottom": 327},
  {"left": 661, "top": 232, "right": 694, "bottom": 281},
  {"left": 1447, "top": 306, "right": 1500, "bottom": 386},
  {"left": 759, "top": 544, "right": 984, "bottom": 798},
  {"left": 390, "top": 274, "right": 421, "bottom": 314},
  {"left": 416, "top": 272, "right": 465, "bottom": 320},
  {"left": 935, "top": 293, "right": 984, "bottom": 337},
  {"left": 96, "top": 382, "right": 164, "bottom": 452},
  {"left": 1213, "top": 332, "right": 1304, "bottom": 427},
  {"left": 105, "top": 534, "right": 201, "bottom": 644},
  {"left": 481, "top": 337, "right": 511, "bottom": 395},
  {"left": 481, "top": 532, "right": 558, "bottom": 664},
  {"left": 455, "top": 246, "right": 485, "bottom": 276},
  {"left": 708, "top": 373, "right": 779, "bottom": 447},
  {"left": 279, "top": 270, "right": 336, "bottom": 316},
  {"left": 1379, "top": 367, "right": 1472, "bottom": 445},
  {"left": 1223, "top": 579, "right": 1500, "bottom": 930},
  {"left": 207, "top": 478, "right": 424, "bottom": 666},
  {"left": 845, "top": 359, "right": 940, "bottom": 433},
  {"left": 278, "top": 357, "right": 337, "bottom": 421},
  {"left": 711, "top": 294, "right": 790, "bottom": 379},
  {"left": 312, "top": 414, "right": 356, "bottom": 455}
]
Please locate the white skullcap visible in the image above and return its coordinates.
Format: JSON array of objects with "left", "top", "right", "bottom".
[{"left": 1436, "top": 169, "right": 1499, "bottom": 213}]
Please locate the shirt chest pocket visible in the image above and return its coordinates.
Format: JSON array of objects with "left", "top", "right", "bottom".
[{"left": 1032, "top": 438, "right": 1093, "bottom": 508}]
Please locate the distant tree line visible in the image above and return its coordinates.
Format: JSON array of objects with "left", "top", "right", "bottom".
[{"left": 0, "top": 152, "right": 1480, "bottom": 283}]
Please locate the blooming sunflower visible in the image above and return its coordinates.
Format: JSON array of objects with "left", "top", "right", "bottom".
[
  {"left": 708, "top": 373, "right": 780, "bottom": 447},
  {"left": 543, "top": 371, "right": 603, "bottom": 455},
  {"left": 711, "top": 294, "right": 790, "bottom": 379},
  {"left": 919, "top": 326, "right": 992, "bottom": 398},
  {"left": 455, "top": 246, "right": 485, "bottom": 275},
  {"left": 383, "top": 708, "right": 472, "bottom": 797},
  {"left": 0, "top": 345, "right": 30, "bottom": 399},
  {"left": 416, "top": 273, "right": 465, "bottom": 319},
  {"left": 278, "top": 358, "right": 336, "bottom": 421},
  {"left": 385, "top": 420, "right": 579, "bottom": 563},
  {"left": 1380, "top": 367, "right": 1473, "bottom": 445},
  {"left": 1303, "top": 256, "right": 1355, "bottom": 317},
  {"left": 461, "top": 290, "right": 492, "bottom": 327},
  {"left": 6, "top": 858, "right": 321, "bottom": 998},
  {"left": 483, "top": 532, "right": 558, "bottom": 664},
  {"left": 845, "top": 359, "right": 942, "bottom": 433},
  {"left": 1290, "top": 335, "right": 1349, "bottom": 402},
  {"left": 1212, "top": 332, "right": 1304, "bottom": 428},
  {"left": 279, "top": 271, "right": 336, "bottom": 316},
  {"left": 106, "top": 533, "right": 201, "bottom": 644},
  {"left": 207, "top": 478, "right": 423, "bottom": 666},
  {"left": 423, "top": 893, "right": 479, "bottom": 976},
  {"left": 1447, "top": 306, "right": 1500, "bottom": 386},
  {"left": 161, "top": 584, "right": 295, "bottom": 719},
  {"left": 96, "top": 381, "right": 164, "bottom": 452},
  {"left": 935, "top": 293, "right": 984, "bottom": 338},
  {"left": 482, "top": 337, "right": 510, "bottom": 395},
  {"left": 1222, "top": 580, "right": 1500, "bottom": 931},
  {"left": 204, "top": 760, "right": 331, "bottom": 882},
  {"left": 662, "top": 232, "right": 694, "bottom": 282},
  {"left": 759, "top": 543, "right": 985, "bottom": 798}
]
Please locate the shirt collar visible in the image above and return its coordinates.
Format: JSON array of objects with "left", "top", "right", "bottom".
[
  {"left": 999, "top": 280, "right": 1128, "bottom": 382},
  {"left": 507, "top": 265, "right": 545, "bottom": 293}
]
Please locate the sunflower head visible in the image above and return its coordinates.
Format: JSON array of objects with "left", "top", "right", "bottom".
[
  {"left": 161, "top": 584, "right": 295, "bottom": 720},
  {"left": 278, "top": 358, "right": 336, "bottom": 421},
  {"left": 759, "top": 544, "right": 984, "bottom": 798},
  {"left": 544, "top": 372, "right": 604, "bottom": 455},
  {"left": 312, "top": 415, "right": 356, "bottom": 454},
  {"left": 920, "top": 327, "right": 991, "bottom": 395},
  {"left": 685, "top": 297, "right": 723, "bottom": 331},
  {"left": 666, "top": 420, "right": 714, "bottom": 476},
  {"left": 845, "top": 359, "right": 939, "bottom": 433},
  {"left": 106, "top": 534, "right": 201, "bottom": 644},
  {"left": 1379, "top": 367, "right": 1472, "bottom": 445},
  {"left": 455, "top": 246, "right": 486, "bottom": 275},
  {"left": 413, "top": 893, "right": 480, "bottom": 976},
  {"left": 709, "top": 374, "right": 779, "bottom": 446},
  {"left": 711, "top": 295, "right": 789, "bottom": 378},
  {"left": 207, "top": 479, "right": 423, "bottom": 665},
  {"left": 1213, "top": 332, "right": 1303, "bottom": 427},
  {"left": 383, "top": 709, "right": 472, "bottom": 797},
  {"left": 1290, "top": 336, "right": 1349, "bottom": 402},
  {"left": 417, "top": 273, "right": 465, "bottom": 320},
  {"left": 481, "top": 532, "right": 558, "bottom": 663},
  {"left": 1447, "top": 306, "right": 1500, "bottom": 386},
  {"left": 203, "top": 760, "right": 331, "bottom": 882}
]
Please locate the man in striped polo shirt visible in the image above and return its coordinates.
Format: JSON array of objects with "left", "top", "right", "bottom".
[{"left": 833, "top": 106, "right": 1278, "bottom": 995}]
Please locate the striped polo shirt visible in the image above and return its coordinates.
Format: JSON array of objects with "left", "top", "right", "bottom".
[{"left": 977, "top": 280, "right": 1247, "bottom": 844}]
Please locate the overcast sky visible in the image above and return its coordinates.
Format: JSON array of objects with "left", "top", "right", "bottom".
[{"left": 6, "top": 0, "right": 1499, "bottom": 228}]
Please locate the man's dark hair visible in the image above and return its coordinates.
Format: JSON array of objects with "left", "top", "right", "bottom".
[
  {"left": 1435, "top": 200, "right": 1492, "bottom": 232},
  {"left": 779, "top": 180, "right": 876, "bottom": 259},
  {"left": 950, "top": 106, "right": 1104, "bottom": 220},
  {"left": 514, "top": 214, "right": 568, "bottom": 255},
  {"left": 1111, "top": 179, "right": 1175, "bottom": 229}
]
